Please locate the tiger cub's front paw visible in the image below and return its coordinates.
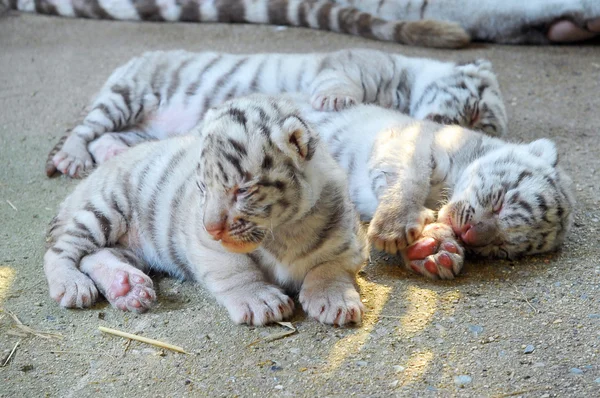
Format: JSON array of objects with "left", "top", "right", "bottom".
[
  {"left": 403, "top": 223, "right": 465, "bottom": 280},
  {"left": 222, "top": 284, "right": 295, "bottom": 326},
  {"left": 310, "top": 93, "right": 358, "bottom": 112},
  {"left": 299, "top": 281, "right": 363, "bottom": 326},
  {"left": 47, "top": 268, "right": 99, "bottom": 309},
  {"left": 368, "top": 206, "right": 435, "bottom": 255}
]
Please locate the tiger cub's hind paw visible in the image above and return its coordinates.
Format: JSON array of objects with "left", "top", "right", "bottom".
[{"left": 403, "top": 223, "right": 465, "bottom": 280}]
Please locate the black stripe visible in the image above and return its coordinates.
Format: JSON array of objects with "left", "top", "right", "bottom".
[
  {"left": 110, "top": 85, "right": 133, "bottom": 121},
  {"left": 202, "top": 57, "right": 249, "bottom": 113},
  {"left": 228, "top": 107, "right": 248, "bottom": 127},
  {"left": 166, "top": 58, "right": 194, "bottom": 101},
  {"left": 50, "top": 246, "right": 64, "bottom": 254},
  {"left": 216, "top": 0, "right": 245, "bottom": 23},
  {"left": 167, "top": 172, "right": 196, "bottom": 281},
  {"left": 147, "top": 148, "right": 188, "bottom": 247},
  {"left": 337, "top": 8, "right": 359, "bottom": 34},
  {"left": 34, "top": 0, "right": 59, "bottom": 15},
  {"left": 72, "top": 0, "right": 113, "bottom": 19},
  {"left": 261, "top": 155, "right": 273, "bottom": 170},
  {"left": 224, "top": 153, "right": 245, "bottom": 177},
  {"left": 74, "top": 221, "right": 101, "bottom": 247},
  {"left": 317, "top": 3, "right": 334, "bottom": 29},
  {"left": 84, "top": 204, "right": 112, "bottom": 243},
  {"left": 185, "top": 56, "right": 222, "bottom": 98},
  {"left": 228, "top": 138, "right": 247, "bottom": 156},
  {"left": 134, "top": 0, "right": 165, "bottom": 21},
  {"left": 268, "top": 0, "right": 289, "bottom": 24},
  {"left": 179, "top": 0, "right": 201, "bottom": 21},
  {"left": 249, "top": 58, "right": 267, "bottom": 92},
  {"left": 420, "top": 0, "right": 429, "bottom": 18}
]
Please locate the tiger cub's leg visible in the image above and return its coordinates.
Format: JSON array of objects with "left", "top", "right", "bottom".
[
  {"left": 79, "top": 247, "right": 156, "bottom": 313},
  {"left": 54, "top": 90, "right": 156, "bottom": 177},
  {"left": 402, "top": 223, "right": 465, "bottom": 280},
  {"left": 88, "top": 131, "right": 157, "bottom": 165},
  {"left": 192, "top": 250, "right": 295, "bottom": 326},
  {"left": 45, "top": 203, "right": 128, "bottom": 308},
  {"left": 366, "top": 126, "right": 436, "bottom": 255},
  {"left": 299, "top": 262, "right": 364, "bottom": 326},
  {"left": 309, "top": 70, "right": 364, "bottom": 112}
]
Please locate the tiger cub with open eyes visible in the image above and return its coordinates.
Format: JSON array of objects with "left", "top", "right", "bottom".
[
  {"left": 295, "top": 98, "right": 574, "bottom": 279},
  {"left": 45, "top": 48, "right": 506, "bottom": 177},
  {"left": 44, "top": 95, "right": 366, "bottom": 326}
]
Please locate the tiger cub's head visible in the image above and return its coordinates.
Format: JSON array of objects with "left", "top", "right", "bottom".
[
  {"left": 438, "top": 138, "right": 574, "bottom": 259},
  {"left": 195, "top": 96, "right": 321, "bottom": 254}
]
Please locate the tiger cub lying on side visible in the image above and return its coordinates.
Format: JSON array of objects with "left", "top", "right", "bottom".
[
  {"left": 44, "top": 96, "right": 366, "bottom": 326},
  {"left": 296, "top": 99, "right": 574, "bottom": 279},
  {"left": 47, "top": 48, "right": 507, "bottom": 177}
]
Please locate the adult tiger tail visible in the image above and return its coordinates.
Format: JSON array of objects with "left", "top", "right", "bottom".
[{"left": 5, "top": 0, "right": 470, "bottom": 48}]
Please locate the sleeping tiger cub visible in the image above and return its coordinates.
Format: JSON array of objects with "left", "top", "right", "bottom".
[
  {"left": 6, "top": 0, "right": 470, "bottom": 48},
  {"left": 295, "top": 98, "right": 574, "bottom": 279},
  {"left": 46, "top": 48, "right": 507, "bottom": 177},
  {"left": 44, "top": 95, "right": 366, "bottom": 325}
]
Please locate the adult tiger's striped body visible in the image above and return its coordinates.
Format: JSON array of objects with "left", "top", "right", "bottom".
[
  {"left": 44, "top": 96, "right": 366, "bottom": 326},
  {"left": 7, "top": 0, "right": 598, "bottom": 44},
  {"left": 4, "top": 0, "right": 469, "bottom": 48},
  {"left": 46, "top": 48, "right": 507, "bottom": 177},
  {"left": 337, "top": 0, "right": 600, "bottom": 44}
]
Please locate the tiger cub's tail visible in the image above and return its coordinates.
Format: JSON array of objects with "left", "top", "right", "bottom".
[{"left": 7, "top": 0, "right": 470, "bottom": 48}]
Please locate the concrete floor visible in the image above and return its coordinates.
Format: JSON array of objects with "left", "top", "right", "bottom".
[{"left": 1, "top": 12, "right": 600, "bottom": 398}]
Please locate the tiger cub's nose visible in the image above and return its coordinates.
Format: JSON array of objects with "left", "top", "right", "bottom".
[{"left": 205, "top": 222, "right": 225, "bottom": 240}]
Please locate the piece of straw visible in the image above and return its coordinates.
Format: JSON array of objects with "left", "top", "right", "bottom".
[
  {"left": 98, "top": 326, "right": 189, "bottom": 354},
  {"left": 246, "top": 321, "right": 297, "bottom": 347},
  {"left": 1, "top": 308, "right": 63, "bottom": 339},
  {"left": 1, "top": 340, "right": 20, "bottom": 367},
  {"left": 6, "top": 200, "right": 17, "bottom": 211}
]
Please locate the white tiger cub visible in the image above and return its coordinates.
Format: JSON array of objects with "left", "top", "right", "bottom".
[
  {"left": 292, "top": 98, "right": 574, "bottom": 279},
  {"left": 44, "top": 95, "right": 366, "bottom": 326},
  {"left": 46, "top": 48, "right": 507, "bottom": 177}
]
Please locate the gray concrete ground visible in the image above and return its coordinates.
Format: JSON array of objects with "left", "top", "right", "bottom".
[{"left": 1, "top": 12, "right": 600, "bottom": 398}]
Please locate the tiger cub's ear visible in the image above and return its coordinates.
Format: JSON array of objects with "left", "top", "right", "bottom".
[
  {"left": 273, "top": 116, "right": 316, "bottom": 166},
  {"left": 527, "top": 138, "right": 558, "bottom": 167}
]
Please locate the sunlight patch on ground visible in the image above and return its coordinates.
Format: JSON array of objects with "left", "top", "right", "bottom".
[
  {"left": 398, "top": 350, "right": 434, "bottom": 387},
  {"left": 394, "top": 288, "right": 461, "bottom": 387},
  {"left": 321, "top": 276, "right": 391, "bottom": 372},
  {"left": 397, "top": 286, "right": 438, "bottom": 339},
  {"left": 0, "top": 266, "right": 16, "bottom": 305}
]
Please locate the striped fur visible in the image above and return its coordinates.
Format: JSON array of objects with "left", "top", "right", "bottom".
[
  {"left": 337, "top": 0, "right": 600, "bottom": 44},
  {"left": 5, "top": 0, "right": 469, "bottom": 48},
  {"left": 45, "top": 48, "right": 506, "bottom": 177},
  {"left": 293, "top": 98, "right": 574, "bottom": 278},
  {"left": 44, "top": 95, "right": 366, "bottom": 326}
]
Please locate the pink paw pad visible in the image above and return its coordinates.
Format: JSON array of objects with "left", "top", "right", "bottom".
[
  {"left": 107, "top": 271, "right": 156, "bottom": 314},
  {"left": 403, "top": 228, "right": 465, "bottom": 280}
]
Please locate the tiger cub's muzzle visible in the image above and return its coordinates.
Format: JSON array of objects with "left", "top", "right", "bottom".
[{"left": 204, "top": 216, "right": 265, "bottom": 254}]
